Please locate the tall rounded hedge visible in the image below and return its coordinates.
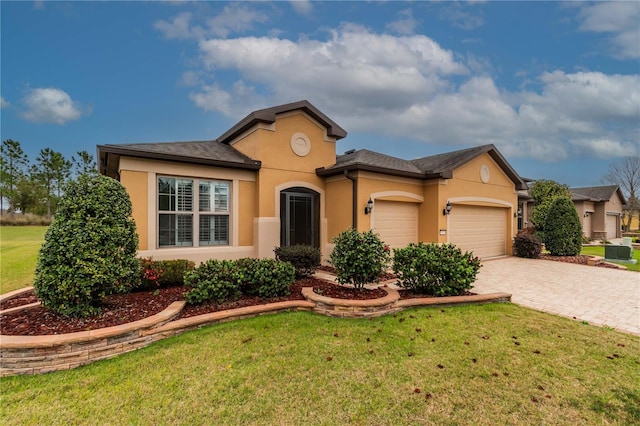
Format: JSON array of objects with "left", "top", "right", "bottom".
[
  {"left": 33, "top": 175, "right": 139, "bottom": 317},
  {"left": 544, "top": 196, "right": 582, "bottom": 256}
]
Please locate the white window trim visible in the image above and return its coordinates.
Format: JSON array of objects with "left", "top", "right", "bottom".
[{"left": 155, "top": 175, "right": 233, "bottom": 249}]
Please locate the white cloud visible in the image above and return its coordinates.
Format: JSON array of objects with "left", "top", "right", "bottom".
[
  {"left": 20, "top": 87, "right": 87, "bottom": 124},
  {"left": 386, "top": 9, "right": 419, "bottom": 35},
  {"left": 439, "top": 4, "right": 484, "bottom": 31},
  {"left": 154, "top": 12, "right": 203, "bottom": 40},
  {"left": 176, "top": 22, "right": 638, "bottom": 162},
  {"left": 290, "top": 0, "right": 312, "bottom": 16},
  {"left": 206, "top": 4, "right": 268, "bottom": 38},
  {"left": 578, "top": 2, "right": 640, "bottom": 59},
  {"left": 0, "top": 97, "right": 9, "bottom": 108},
  {"left": 155, "top": 5, "right": 268, "bottom": 40}
]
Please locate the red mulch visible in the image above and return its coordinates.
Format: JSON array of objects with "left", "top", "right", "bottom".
[
  {"left": 0, "top": 255, "right": 618, "bottom": 336},
  {"left": 1, "top": 277, "right": 389, "bottom": 336}
]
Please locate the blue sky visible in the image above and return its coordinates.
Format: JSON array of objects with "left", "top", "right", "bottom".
[{"left": 1, "top": 1, "right": 638, "bottom": 187}]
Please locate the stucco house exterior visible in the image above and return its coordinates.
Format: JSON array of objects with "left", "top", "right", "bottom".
[
  {"left": 570, "top": 186, "right": 626, "bottom": 240},
  {"left": 98, "top": 100, "right": 527, "bottom": 263},
  {"left": 519, "top": 183, "right": 626, "bottom": 240}
]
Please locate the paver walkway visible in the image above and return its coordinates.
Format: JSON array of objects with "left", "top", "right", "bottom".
[{"left": 472, "top": 257, "right": 639, "bottom": 335}]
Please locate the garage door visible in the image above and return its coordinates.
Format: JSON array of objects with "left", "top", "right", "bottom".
[
  {"left": 605, "top": 214, "right": 618, "bottom": 239},
  {"left": 449, "top": 205, "right": 507, "bottom": 259},
  {"left": 373, "top": 201, "right": 418, "bottom": 249}
]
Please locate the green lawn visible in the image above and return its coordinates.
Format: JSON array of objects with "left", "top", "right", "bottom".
[
  {"left": 0, "top": 226, "right": 47, "bottom": 294},
  {"left": 581, "top": 245, "right": 640, "bottom": 272},
  {"left": 1, "top": 305, "right": 638, "bottom": 425}
]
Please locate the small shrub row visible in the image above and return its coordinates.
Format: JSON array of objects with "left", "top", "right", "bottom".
[
  {"left": 184, "top": 258, "right": 295, "bottom": 305},
  {"left": 132, "top": 258, "right": 196, "bottom": 292},
  {"left": 274, "top": 245, "right": 320, "bottom": 278},
  {"left": 393, "top": 243, "right": 482, "bottom": 296}
]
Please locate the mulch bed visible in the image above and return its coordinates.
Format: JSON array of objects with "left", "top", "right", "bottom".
[
  {"left": 1, "top": 277, "right": 392, "bottom": 336},
  {"left": 0, "top": 255, "right": 619, "bottom": 336}
]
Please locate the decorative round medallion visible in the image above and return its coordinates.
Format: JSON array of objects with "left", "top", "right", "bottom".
[
  {"left": 290, "top": 132, "right": 311, "bottom": 157},
  {"left": 480, "top": 164, "right": 490, "bottom": 183}
]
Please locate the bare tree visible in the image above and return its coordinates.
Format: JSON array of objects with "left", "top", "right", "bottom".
[{"left": 603, "top": 156, "right": 640, "bottom": 230}]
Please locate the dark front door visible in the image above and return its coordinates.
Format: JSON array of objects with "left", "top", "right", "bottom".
[{"left": 280, "top": 188, "right": 319, "bottom": 247}]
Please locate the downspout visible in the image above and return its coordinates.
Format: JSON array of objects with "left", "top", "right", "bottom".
[{"left": 344, "top": 170, "right": 357, "bottom": 229}]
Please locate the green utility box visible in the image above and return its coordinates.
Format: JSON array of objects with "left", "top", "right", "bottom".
[{"left": 604, "top": 245, "right": 632, "bottom": 260}]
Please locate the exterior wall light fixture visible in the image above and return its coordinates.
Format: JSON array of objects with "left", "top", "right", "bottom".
[
  {"left": 364, "top": 198, "right": 374, "bottom": 215},
  {"left": 443, "top": 201, "right": 452, "bottom": 216}
]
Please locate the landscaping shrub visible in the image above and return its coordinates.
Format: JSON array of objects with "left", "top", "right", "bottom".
[
  {"left": 329, "top": 228, "right": 391, "bottom": 290},
  {"left": 183, "top": 260, "right": 241, "bottom": 305},
  {"left": 529, "top": 179, "right": 572, "bottom": 242},
  {"left": 237, "top": 258, "right": 296, "bottom": 298},
  {"left": 274, "top": 245, "right": 320, "bottom": 278},
  {"left": 544, "top": 197, "right": 582, "bottom": 256},
  {"left": 183, "top": 258, "right": 294, "bottom": 304},
  {"left": 135, "top": 258, "right": 195, "bottom": 291},
  {"left": 513, "top": 230, "right": 542, "bottom": 258},
  {"left": 393, "top": 242, "right": 481, "bottom": 296},
  {"left": 33, "top": 175, "right": 139, "bottom": 317}
]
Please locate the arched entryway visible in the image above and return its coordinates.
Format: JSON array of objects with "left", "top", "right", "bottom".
[{"left": 280, "top": 187, "right": 320, "bottom": 247}]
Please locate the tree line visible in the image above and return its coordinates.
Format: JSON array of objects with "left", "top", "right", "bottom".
[{"left": 0, "top": 139, "right": 96, "bottom": 218}]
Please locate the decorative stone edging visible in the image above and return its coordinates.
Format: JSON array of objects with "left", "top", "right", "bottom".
[{"left": 0, "top": 285, "right": 511, "bottom": 377}]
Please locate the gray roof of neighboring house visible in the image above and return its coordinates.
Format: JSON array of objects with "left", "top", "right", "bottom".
[
  {"left": 216, "top": 100, "right": 348, "bottom": 144},
  {"left": 570, "top": 185, "right": 627, "bottom": 204},
  {"left": 97, "top": 140, "right": 261, "bottom": 175},
  {"left": 318, "top": 144, "right": 528, "bottom": 190}
]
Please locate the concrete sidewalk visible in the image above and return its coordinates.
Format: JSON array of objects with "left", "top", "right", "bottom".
[{"left": 472, "top": 257, "right": 640, "bottom": 335}]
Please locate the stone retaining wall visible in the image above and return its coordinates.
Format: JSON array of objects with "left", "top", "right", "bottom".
[{"left": 1, "top": 285, "right": 511, "bottom": 377}]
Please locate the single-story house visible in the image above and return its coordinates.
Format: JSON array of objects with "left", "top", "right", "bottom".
[
  {"left": 98, "top": 100, "right": 528, "bottom": 263},
  {"left": 520, "top": 183, "right": 627, "bottom": 239},
  {"left": 570, "top": 185, "right": 626, "bottom": 240}
]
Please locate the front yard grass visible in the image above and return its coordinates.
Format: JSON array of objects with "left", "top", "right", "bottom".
[
  {"left": 2, "top": 304, "right": 639, "bottom": 425},
  {"left": 581, "top": 245, "right": 640, "bottom": 272},
  {"left": 0, "top": 226, "right": 47, "bottom": 294}
]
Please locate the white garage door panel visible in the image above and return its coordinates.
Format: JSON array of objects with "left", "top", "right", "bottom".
[
  {"left": 373, "top": 201, "right": 418, "bottom": 250},
  {"left": 449, "top": 205, "right": 506, "bottom": 259},
  {"left": 605, "top": 215, "right": 618, "bottom": 239}
]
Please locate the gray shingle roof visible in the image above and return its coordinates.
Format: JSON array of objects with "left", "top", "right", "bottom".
[
  {"left": 318, "top": 144, "right": 528, "bottom": 189},
  {"left": 216, "top": 100, "right": 347, "bottom": 144},
  {"left": 571, "top": 185, "right": 626, "bottom": 204},
  {"left": 98, "top": 140, "right": 261, "bottom": 170}
]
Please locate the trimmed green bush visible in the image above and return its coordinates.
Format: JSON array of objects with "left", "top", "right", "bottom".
[
  {"left": 183, "top": 260, "right": 241, "bottom": 305},
  {"left": 513, "top": 230, "right": 542, "bottom": 258},
  {"left": 529, "top": 179, "right": 572, "bottom": 242},
  {"left": 544, "top": 197, "right": 582, "bottom": 256},
  {"left": 237, "top": 258, "right": 296, "bottom": 298},
  {"left": 274, "top": 245, "right": 320, "bottom": 278},
  {"left": 392, "top": 243, "right": 481, "bottom": 296},
  {"left": 183, "top": 258, "right": 295, "bottom": 304},
  {"left": 33, "top": 175, "right": 139, "bottom": 317},
  {"left": 329, "top": 228, "right": 391, "bottom": 290}
]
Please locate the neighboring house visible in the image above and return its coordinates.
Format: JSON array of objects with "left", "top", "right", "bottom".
[
  {"left": 570, "top": 186, "right": 626, "bottom": 240},
  {"left": 98, "top": 100, "right": 527, "bottom": 263}
]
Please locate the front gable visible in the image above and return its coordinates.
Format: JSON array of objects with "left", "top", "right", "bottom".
[
  {"left": 230, "top": 110, "right": 339, "bottom": 172},
  {"left": 453, "top": 153, "right": 517, "bottom": 190}
]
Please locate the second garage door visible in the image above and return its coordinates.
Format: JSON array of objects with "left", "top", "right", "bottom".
[
  {"left": 605, "top": 214, "right": 619, "bottom": 239},
  {"left": 373, "top": 201, "right": 419, "bottom": 250},
  {"left": 449, "top": 205, "right": 507, "bottom": 259}
]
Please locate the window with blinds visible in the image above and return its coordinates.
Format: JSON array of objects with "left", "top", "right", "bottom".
[{"left": 158, "top": 177, "right": 231, "bottom": 247}]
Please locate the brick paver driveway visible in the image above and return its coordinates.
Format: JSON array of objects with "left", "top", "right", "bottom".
[{"left": 473, "top": 257, "right": 639, "bottom": 335}]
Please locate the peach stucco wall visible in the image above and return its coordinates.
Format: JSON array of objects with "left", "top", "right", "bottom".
[{"left": 120, "top": 170, "right": 149, "bottom": 250}]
